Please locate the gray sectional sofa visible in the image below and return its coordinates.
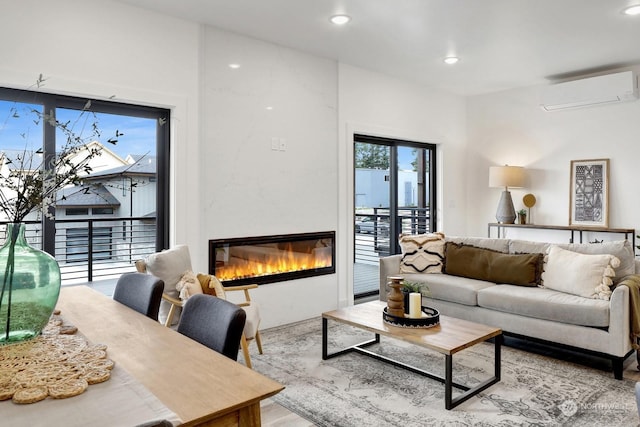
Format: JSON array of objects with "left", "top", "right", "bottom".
[{"left": 379, "top": 235, "right": 639, "bottom": 379}]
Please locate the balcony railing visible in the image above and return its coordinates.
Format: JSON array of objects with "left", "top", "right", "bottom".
[
  {"left": 354, "top": 207, "right": 431, "bottom": 264},
  {"left": 0, "top": 217, "right": 157, "bottom": 284}
]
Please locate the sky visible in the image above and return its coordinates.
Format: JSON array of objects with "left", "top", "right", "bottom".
[{"left": 0, "top": 100, "right": 156, "bottom": 159}]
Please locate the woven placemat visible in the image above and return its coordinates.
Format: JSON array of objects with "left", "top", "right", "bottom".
[{"left": 0, "top": 310, "right": 114, "bottom": 404}]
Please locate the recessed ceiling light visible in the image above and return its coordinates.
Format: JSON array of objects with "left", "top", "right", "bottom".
[
  {"left": 623, "top": 5, "right": 640, "bottom": 15},
  {"left": 228, "top": 63, "right": 241, "bottom": 69},
  {"left": 330, "top": 15, "right": 351, "bottom": 25},
  {"left": 444, "top": 56, "right": 459, "bottom": 65},
  {"left": 266, "top": 106, "right": 273, "bottom": 111}
]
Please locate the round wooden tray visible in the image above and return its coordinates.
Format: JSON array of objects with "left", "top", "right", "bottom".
[{"left": 383, "top": 306, "right": 440, "bottom": 328}]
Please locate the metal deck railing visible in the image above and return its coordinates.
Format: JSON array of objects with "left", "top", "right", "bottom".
[{"left": 0, "top": 217, "right": 157, "bottom": 284}]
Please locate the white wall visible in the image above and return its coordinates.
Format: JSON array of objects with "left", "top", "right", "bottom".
[
  {"left": 466, "top": 72, "right": 640, "bottom": 244},
  {"left": 199, "top": 32, "right": 468, "bottom": 326},
  {"left": 200, "top": 28, "right": 339, "bottom": 327},
  {"left": 338, "top": 64, "right": 467, "bottom": 308},
  {"left": 0, "top": 0, "right": 202, "bottom": 252}
]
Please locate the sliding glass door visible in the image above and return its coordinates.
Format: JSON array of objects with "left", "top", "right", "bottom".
[{"left": 354, "top": 134, "right": 436, "bottom": 298}]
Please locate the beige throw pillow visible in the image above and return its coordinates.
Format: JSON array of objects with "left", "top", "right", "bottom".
[
  {"left": 399, "top": 232, "right": 445, "bottom": 274},
  {"left": 542, "top": 245, "right": 620, "bottom": 300},
  {"left": 175, "top": 270, "right": 203, "bottom": 301}
]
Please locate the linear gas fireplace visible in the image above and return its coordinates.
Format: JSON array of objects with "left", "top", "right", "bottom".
[{"left": 209, "top": 231, "right": 335, "bottom": 286}]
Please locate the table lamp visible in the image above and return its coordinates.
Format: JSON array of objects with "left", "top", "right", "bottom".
[{"left": 489, "top": 165, "right": 524, "bottom": 224}]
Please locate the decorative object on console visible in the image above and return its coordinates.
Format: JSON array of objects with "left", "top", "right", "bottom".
[
  {"left": 569, "top": 158, "right": 609, "bottom": 227},
  {"left": 399, "top": 232, "right": 445, "bottom": 273},
  {"left": 489, "top": 165, "right": 525, "bottom": 224},
  {"left": 523, "top": 193, "right": 536, "bottom": 224},
  {"left": 517, "top": 209, "right": 527, "bottom": 224}
]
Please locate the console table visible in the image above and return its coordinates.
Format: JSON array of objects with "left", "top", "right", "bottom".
[{"left": 488, "top": 223, "right": 635, "bottom": 248}]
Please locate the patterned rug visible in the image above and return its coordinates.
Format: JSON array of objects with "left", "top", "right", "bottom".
[{"left": 250, "top": 318, "right": 638, "bottom": 426}]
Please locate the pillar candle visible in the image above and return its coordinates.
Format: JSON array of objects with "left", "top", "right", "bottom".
[{"left": 409, "top": 292, "right": 422, "bottom": 319}]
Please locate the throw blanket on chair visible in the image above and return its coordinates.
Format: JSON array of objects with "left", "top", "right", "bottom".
[{"left": 618, "top": 274, "right": 640, "bottom": 350}]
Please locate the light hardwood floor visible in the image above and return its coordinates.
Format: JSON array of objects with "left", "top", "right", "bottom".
[{"left": 261, "top": 398, "right": 315, "bottom": 426}]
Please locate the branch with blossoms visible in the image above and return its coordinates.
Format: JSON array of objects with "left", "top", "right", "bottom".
[{"left": 0, "top": 92, "right": 121, "bottom": 223}]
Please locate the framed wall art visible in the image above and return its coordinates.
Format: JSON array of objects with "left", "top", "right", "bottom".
[{"left": 569, "top": 158, "right": 609, "bottom": 227}]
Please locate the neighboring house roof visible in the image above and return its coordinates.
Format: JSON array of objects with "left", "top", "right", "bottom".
[
  {"left": 125, "top": 154, "right": 147, "bottom": 163},
  {"left": 0, "top": 141, "right": 127, "bottom": 175},
  {"left": 83, "top": 155, "right": 156, "bottom": 180},
  {"left": 55, "top": 184, "right": 120, "bottom": 207}
]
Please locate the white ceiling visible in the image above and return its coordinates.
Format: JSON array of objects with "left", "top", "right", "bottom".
[{"left": 117, "top": 0, "right": 640, "bottom": 96}]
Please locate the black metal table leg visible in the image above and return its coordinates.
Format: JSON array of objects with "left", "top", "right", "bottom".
[
  {"left": 322, "top": 317, "right": 380, "bottom": 360},
  {"left": 445, "top": 355, "right": 453, "bottom": 410},
  {"left": 322, "top": 315, "right": 501, "bottom": 410}
]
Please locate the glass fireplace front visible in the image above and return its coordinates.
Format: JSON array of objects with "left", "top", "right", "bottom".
[{"left": 208, "top": 231, "right": 335, "bottom": 286}]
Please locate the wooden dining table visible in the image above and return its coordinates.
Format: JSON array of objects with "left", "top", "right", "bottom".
[{"left": 55, "top": 285, "right": 284, "bottom": 427}]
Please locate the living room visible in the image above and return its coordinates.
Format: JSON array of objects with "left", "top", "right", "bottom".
[
  {"left": 7, "top": 0, "right": 638, "bottom": 331},
  {"left": 3, "top": 1, "right": 640, "bottom": 424}
]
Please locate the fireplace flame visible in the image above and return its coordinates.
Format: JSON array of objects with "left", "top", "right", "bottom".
[{"left": 216, "top": 244, "right": 332, "bottom": 282}]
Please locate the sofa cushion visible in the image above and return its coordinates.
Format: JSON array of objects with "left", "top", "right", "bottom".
[
  {"left": 509, "top": 239, "right": 634, "bottom": 284},
  {"left": 543, "top": 246, "right": 619, "bottom": 300},
  {"left": 444, "top": 242, "right": 543, "bottom": 286},
  {"left": 400, "top": 273, "right": 495, "bottom": 306},
  {"left": 446, "top": 236, "right": 509, "bottom": 253},
  {"left": 399, "top": 232, "right": 445, "bottom": 274},
  {"left": 477, "top": 284, "right": 610, "bottom": 327}
]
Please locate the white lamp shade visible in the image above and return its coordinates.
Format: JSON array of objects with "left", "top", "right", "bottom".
[{"left": 489, "top": 166, "right": 524, "bottom": 188}]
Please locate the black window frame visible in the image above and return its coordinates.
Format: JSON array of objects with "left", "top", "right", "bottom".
[
  {"left": 354, "top": 134, "right": 437, "bottom": 255},
  {"left": 0, "top": 87, "right": 170, "bottom": 253}
]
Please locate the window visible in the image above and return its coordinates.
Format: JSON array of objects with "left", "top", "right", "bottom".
[
  {"left": 92, "top": 208, "right": 113, "bottom": 215},
  {"left": 0, "top": 87, "right": 170, "bottom": 281},
  {"left": 65, "top": 208, "right": 89, "bottom": 216}
]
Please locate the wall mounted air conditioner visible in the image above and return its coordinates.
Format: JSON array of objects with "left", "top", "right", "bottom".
[{"left": 540, "top": 71, "right": 638, "bottom": 111}]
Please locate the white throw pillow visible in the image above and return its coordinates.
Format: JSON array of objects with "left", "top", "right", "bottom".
[
  {"left": 144, "top": 244, "right": 193, "bottom": 293},
  {"left": 144, "top": 245, "right": 193, "bottom": 325},
  {"left": 542, "top": 245, "right": 620, "bottom": 300},
  {"left": 399, "top": 232, "right": 445, "bottom": 274}
]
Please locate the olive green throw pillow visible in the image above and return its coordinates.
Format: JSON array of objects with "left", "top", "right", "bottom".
[{"left": 444, "top": 242, "right": 543, "bottom": 286}]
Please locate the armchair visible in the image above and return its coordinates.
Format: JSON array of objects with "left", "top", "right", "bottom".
[{"left": 135, "top": 246, "right": 263, "bottom": 369}]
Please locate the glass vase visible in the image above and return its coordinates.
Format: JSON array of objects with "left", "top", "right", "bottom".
[{"left": 0, "top": 223, "right": 61, "bottom": 344}]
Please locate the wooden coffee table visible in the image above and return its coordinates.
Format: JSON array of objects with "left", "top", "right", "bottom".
[{"left": 322, "top": 300, "right": 502, "bottom": 410}]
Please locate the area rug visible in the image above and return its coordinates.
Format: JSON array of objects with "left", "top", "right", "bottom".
[{"left": 248, "top": 318, "right": 638, "bottom": 426}]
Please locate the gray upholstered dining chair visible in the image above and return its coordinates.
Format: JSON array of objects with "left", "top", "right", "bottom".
[
  {"left": 177, "top": 294, "right": 247, "bottom": 361},
  {"left": 113, "top": 272, "right": 164, "bottom": 321}
]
